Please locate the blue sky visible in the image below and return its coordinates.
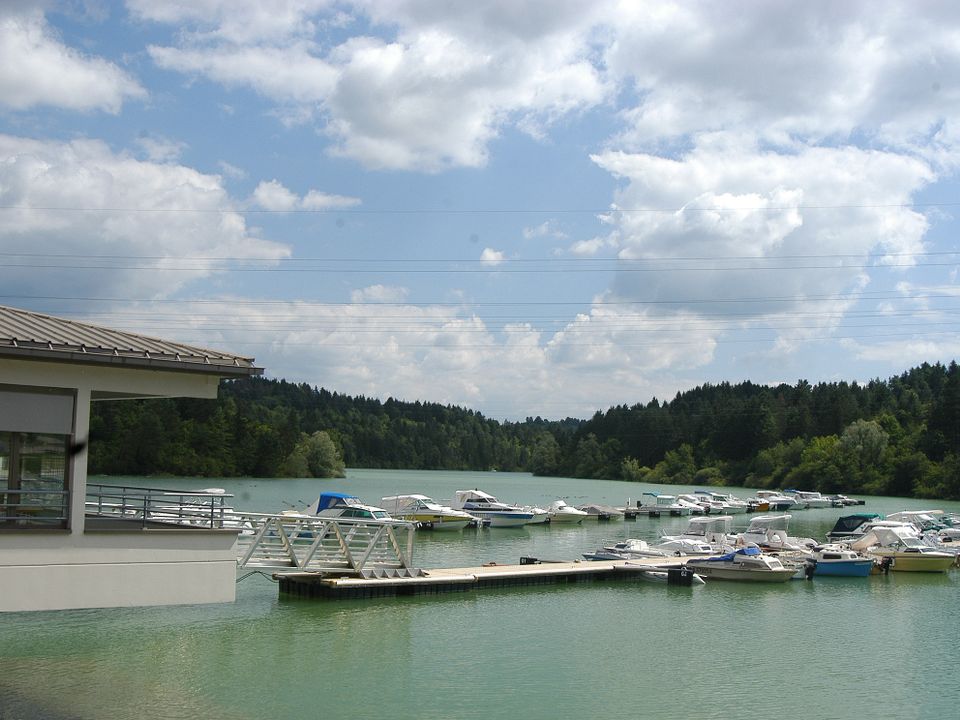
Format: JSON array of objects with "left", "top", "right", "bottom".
[{"left": 2, "top": 1, "right": 959, "bottom": 420}]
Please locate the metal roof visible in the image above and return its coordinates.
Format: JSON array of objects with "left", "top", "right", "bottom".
[{"left": 0, "top": 305, "right": 262, "bottom": 377}]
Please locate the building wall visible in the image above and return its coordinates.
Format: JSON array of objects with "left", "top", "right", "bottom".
[{"left": 0, "top": 357, "right": 238, "bottom": 613}]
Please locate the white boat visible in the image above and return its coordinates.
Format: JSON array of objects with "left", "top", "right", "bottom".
[
  {"left": 849, "top": 526, "right": 957, "bottom": 572},
  {"left": 451, "top": 489, "right": 534, "bottom": 527},
  {"left": 684, "top": 546, "right": 797, "bottom": 582},
  {"left": 631, "top": 567, "right": 706, "bottom": 584},
  {"left": 752, "top": 490, "right": 801, "bottom": 511},
  {"left": 522, "top": 506, "right": 550, "bottom": 524},
  {"left": 783, "top": 489, "right": 832, "bottom": 509},
  {"left": 661, "top": 515, "right": 736, "bottom": 549},
  {"left": 735, "top": 514, "right": 817, "bottom": 552},
  {"left": 583, "top": 537, "right": 714, "bottom": 561},
  {"left": 677, "top": 493, "right": 718, "bottom": 514},
  {"left": 306, "top": 492, "right": 394, "bottom": 520},
  {"left": 379, "top": 494, "right": 477, "bottom": 530},
  {"left": 636, "top": 492, "right": 693, "bottom": 516},
  {"left": 693, "top": 490, "right": 748, "bottom": 514},
  {"left": 546, "top": 500, "right": 588, "bottom": 524},
  {"left": 577, "top": 503, "right": 624, "bottom": 520}
]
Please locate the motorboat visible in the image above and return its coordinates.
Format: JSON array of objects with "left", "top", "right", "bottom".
[
  {"left": 305, "top": 492, "right": 394, "bottom": 520},
  {"left": 849, "top": 526, "right": 956, "bottom": 572},
  {"left": 783, "top": 489, "right": 832, "bottom": 509},
  {"left": 522, "top": 506, "right": 550, "bottom": 524},
  {"left": 451, "top": 489, "right": 533, "bottom": 528},
  {"left": 583, "top": 538, "right": 666, "bottom": 560},
  {"left": 735, "top": 514, "right": 817, "bottom": 552},
  {"left": 583, "top": 537, "right": 715, "bottom": 561},
  {"left": 752, "top": 490, "right": 801, "bottom": 511},
  {"left": 379, "top": 494, "right": 477, "bottom": 530},
  {"left": 636, "top": 492, "right": 693, "bottom": 516},
  {"left": 631, "top": 567, "right": 706, "bottom": 584},
  {"left": 678, "top": 493, "right": 717, "bottom": 514},
  {"left": 577, "top": 503, "right": 624, "bottom": 521},
  {"left": 808, "top": 545, "right": 875, "bottom": 577},
  {"left": 684, "top": 546, "right": 797, "bottom": 582},
  {"left": 660, "top": 515, "right": 736, "bottom": 549},
  {"left": 826, "top": 494, "right": 865, "bottom": 506},
  {"left": 693, "top": 490, "right": 748, "bottom": 514},
  {"left": 546, "top": 500, "right": 588, "bottom": 524},
  {"left": 825, "top": 513, "right": 882, "bottom": 541},
  {"left": 675, "top": 494, "right": 708, "bottom": 514}
]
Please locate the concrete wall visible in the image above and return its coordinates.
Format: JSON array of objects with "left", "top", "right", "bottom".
[{"left": 0, "top": 356, "right": 238, "bottom": 613}]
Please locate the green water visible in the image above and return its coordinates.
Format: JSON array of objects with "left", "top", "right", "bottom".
[{"left": 2, "top": 469, "right": 958, "bottom": 720}]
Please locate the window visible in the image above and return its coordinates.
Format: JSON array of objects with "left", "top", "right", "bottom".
[{"left": 0, "top": 432, "right": 70, "bottom": 529}]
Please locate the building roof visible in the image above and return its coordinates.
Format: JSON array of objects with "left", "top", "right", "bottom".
[{"left": 0, "top": 305, "right": 261, "bottom": 377}]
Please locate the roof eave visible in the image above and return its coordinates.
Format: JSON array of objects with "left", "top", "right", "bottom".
[{"left": 0, "top": 346, "right": 263, "bottom": 378}]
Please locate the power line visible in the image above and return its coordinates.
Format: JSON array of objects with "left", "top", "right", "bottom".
[{"left": 1, "top": 201, "right": 959, "bottom": 214}]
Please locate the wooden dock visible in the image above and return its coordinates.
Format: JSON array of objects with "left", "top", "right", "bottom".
[{"left": 276, "top": 556, "right": 689, "bottom": 600}]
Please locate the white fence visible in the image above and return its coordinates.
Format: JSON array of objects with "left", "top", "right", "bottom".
[{"left": 233, "top": 512, "right": 418, "bottom": 575}]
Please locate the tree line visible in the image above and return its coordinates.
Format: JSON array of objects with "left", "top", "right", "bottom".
[{"left": 87, "top": 361, "right": 960, "bottom": 499}]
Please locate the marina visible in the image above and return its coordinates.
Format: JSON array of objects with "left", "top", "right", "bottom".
[{"left": 3, "top": 469, "right": 960, "bottom": 720}]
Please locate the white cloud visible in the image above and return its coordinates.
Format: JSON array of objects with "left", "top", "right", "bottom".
[
  {"left": 479, "top": 248, "right": 505, "bottom": 266},
  {"left": 0, "top": 6, "right": 145, "bottom": 112},
  {"left": 0, "top": 134, "right": 289, "bottom": 302},
  {"left": 218, "top": 161, "right": 247, "bottom": 180},
  {"left": 135, "top": 135, "right": 187, "bottom": 163},
  {"left": 350, "top": 285, "right": 409, "bottom": 303},
  {"left": 250, "top": 179, "right": 360, "bottom": 211},
  {"left": 136, "top": 1, "right": 611, "bottom": 171},
  {"left": 523, "top": 220, "right": 568, "bottom": 240}
]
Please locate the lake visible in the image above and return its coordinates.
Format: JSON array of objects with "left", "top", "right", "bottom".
[{"left": 1, "top": 469, "right": 958, "bottom": 720}]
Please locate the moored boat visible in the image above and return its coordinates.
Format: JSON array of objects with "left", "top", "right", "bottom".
[
  {"left": 451, "top": 489, "right": 534, "bottom": 527},
  {"left": 546, "top": 500, "right": 588, "bottom": 524},
  {"left": 379, "top": 494, "right": 477, "bottom": 530},
  {"left": 849, "top": 526, "right": 956, "bottom": 572},
  {"left": 808, "top": 545, "right": 875, "bottom": 577},
  {"left": 684, "top": 546, "right": 797, "bottom": 582}
]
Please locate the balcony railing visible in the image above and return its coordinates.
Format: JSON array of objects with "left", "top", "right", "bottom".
[
  {"left": 0, "top": 488, "right": 69, "bottom": 528},
  {"left": 85, "top": 483, "right": 234, "bottom": 530}
]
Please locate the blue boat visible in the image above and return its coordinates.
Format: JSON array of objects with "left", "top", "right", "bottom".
[{"left": 810, "top": 546, "right": 875, "bottom": 577}]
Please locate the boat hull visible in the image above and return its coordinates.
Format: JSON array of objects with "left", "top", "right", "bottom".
[
  {"left": 476, "top": 512, "right": 533, "bottom": 528},
  {"left": 683, "top": 564, "right": 796, "bottom": 582},
  {"left": 870, "top": 551, "right": 956, "bottom": 572},
  {"left": 814, "top": 559, "right": 875, "bottom": 577}
]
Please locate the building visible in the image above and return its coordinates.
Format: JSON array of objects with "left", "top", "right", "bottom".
[{"left": 0, "top": 305, "right": 262, "bottom": 612}]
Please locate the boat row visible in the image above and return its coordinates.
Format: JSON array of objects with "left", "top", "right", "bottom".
[
  {"left": 624, "top": 489, "right": 863, "bottom": 517},
  {"left": 291, "top": 489, "right": 591, "bottom": 529},
  {"left": 583, "top": 510, "right": 960, "bottom": 581}
]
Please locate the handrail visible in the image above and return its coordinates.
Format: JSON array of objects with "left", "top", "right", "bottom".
[
  {"left": 0, "top": 488, "right": 70, "bottom": 526},
  {"left": 85, "top": 483, "right": 234, "bottom": 530},
  {"left": 232, "top": 511, "right": 418, "bottom": 575}
]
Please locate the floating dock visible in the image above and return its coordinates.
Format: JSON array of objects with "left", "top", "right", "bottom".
[{"left": 276, "top": 556, "right": 688, "bottom": 600}]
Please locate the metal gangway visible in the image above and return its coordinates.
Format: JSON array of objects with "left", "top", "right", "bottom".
[{"left": 232, "top": 511, "right": 420, "bottom": 577}]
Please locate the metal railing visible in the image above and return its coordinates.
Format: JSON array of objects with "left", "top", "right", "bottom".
[
  {"left": 85, "top": 483, "right": 234, "bottom": 530},
  {"left": 0, "top": 488, "right": 69, "bottom": 527},
  {"left": 233, "top": 512, "right": 417, "bottom": 575}
]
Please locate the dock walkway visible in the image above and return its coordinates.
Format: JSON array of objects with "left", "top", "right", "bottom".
[{"left": 277, "top": 556, "right": 688, "bottom": 600}]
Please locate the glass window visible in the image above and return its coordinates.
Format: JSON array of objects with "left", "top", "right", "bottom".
[{"left": 0, "top": 432, "right": 70, "bottom": 529}]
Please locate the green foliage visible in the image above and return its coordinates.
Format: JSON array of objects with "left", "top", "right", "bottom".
[
  {"left": 279, "top": 431, "right": 345, "bottom": 478},
  {"left": 85, "top": 365, "right": 960, "bottom": 499}
]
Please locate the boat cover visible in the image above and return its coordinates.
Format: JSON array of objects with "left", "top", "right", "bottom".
[
  {"left": 316, "top": 492, "right": 361, "bottom": 511},
  {"left": 828, "top": 514, "right": 881, "bottom": 534},
  {"left": 702, "top": 546, "right": 761, "bottom": 562}
]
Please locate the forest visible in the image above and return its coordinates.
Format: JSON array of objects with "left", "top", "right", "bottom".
[{"left": 87, "top": 361, "right": 960, "bottom": 500}]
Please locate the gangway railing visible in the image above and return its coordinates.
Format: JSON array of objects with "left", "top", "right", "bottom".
[
  {"left": 85, "top": 484, "right": 233, "bottom": 529},
  {"left": 232, "top": 511, "right": 418, "bottom": 576}
]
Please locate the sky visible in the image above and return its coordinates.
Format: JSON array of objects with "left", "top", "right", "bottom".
[{"left": 1, "top": 0, "right": 959, "bottom": 421}]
